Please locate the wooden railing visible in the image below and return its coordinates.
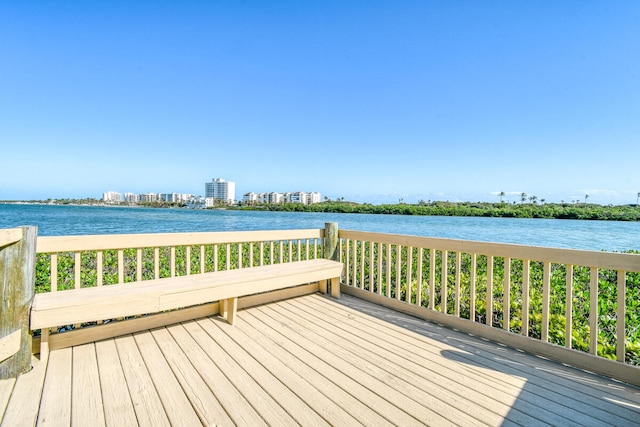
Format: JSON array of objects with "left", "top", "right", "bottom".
[
  {"left": 31, "top": 228, "right": 329, "bottom": 353},
  {"left": 35, "top": 229, "right": 326, "bottom": 293},
  {"left": 26, "top": 226, "right": 640, "bottom": 385},
  {"left": 338, "top": 229, "right": 640, "bottom": 384}
]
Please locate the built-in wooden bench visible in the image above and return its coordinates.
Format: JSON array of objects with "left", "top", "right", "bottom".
[{"left": 31, "top": 258, "right": 343, "bottom": 356}]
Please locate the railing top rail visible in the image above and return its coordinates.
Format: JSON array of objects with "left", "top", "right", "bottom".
[
  {"left": 339, "top": 229, "right": 640, "bottom": 272},
  {"left": 36, "top": 229, "right": 324, "bottom": 253},
  {"left": 0, "top": 228, "right": 24, "bottom": 249}
]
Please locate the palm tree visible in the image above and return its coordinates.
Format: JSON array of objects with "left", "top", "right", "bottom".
[
  {"left": 499, "top": 191, "right": 506, "bottom": 203},
  {"left": 520, "top": 192, "right": 527, "bottom": 204},
  {"left": 584, "top": 194, "right": 589, "bottom": 204}
]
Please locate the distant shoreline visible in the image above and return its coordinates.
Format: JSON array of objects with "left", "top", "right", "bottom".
[{"left": 2, "top": 199, "right": 639, "bottom": 221}]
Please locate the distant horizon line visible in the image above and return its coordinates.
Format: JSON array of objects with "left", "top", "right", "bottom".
[{"left": 1, "top": 197, "right": 638, "bottom": 208}]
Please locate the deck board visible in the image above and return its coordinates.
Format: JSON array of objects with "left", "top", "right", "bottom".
[
  {"left": 37, "top": 347, "right": 71, "bottom": 426},
  {"left": 132, "top": 331, "right": 204, "bottom": 427},
  {"left": 2, "top": 354, "right": 47, "bottom": 426},
  {"left": 241, "top": 309, "right": 394, "bottom": 426},
  {"left": 95, "top": 340, "right": 138, "bottom": 426},
  {"left": 262, "top": 299, "right": 504, "bottom": 425},
  {"left": 72, "top": 343, "right": 106, "bottom": 426},
  {"left": 205, "top": 317, "right": 359, "bottom": 425},
  {"left": 2, "top": 293, "right": 640, "bottom": 426},
  {"left": 290, "top": 296, "right": 604, "bottom": 426},
  {"left": 177, "top": 321, "right": 299, "bottom": 426},
  {"left": 195, "top": 317, "right": 329, "bottom": 426},
  {"left": 322, "top": 294, "right": 640, "bottom": 426},
  {"left": 0, "top": 378, "right": 15, "bottom": 423},
  {"left": 112, "top": 335, "right": 170, "bottom": 427}
]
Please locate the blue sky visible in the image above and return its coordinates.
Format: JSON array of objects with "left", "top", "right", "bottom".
[{"left": 1, "top": 1, "right": 638, "bottom": 205}]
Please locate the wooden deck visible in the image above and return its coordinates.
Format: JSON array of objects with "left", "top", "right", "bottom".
[{"left": 2, "top": 294, "right": 639, "bottom": 426}]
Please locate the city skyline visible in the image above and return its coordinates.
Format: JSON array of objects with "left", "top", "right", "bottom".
[{"left": 1, "top": 2, "right": 638, "bottom": 206}]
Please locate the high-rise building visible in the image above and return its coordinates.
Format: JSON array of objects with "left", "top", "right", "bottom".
[
  {"left": 205, "top": 178, "right": 236, "bottom": 204},
  {"left": 102, "top": 191, "right": 122, "bottom": 203},
  {"left": 306, "top": 192, "right": 321, "bottom": 204}
]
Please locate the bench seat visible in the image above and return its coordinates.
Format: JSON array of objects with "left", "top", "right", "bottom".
[{"left": 31, "top": 259, "right": 343, "bottom": 333}]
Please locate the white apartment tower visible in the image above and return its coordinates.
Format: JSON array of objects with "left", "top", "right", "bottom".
[
  {"left": 205, "top": 178, "right": 236, "bottom": 204},
  {"left": 102, "top": 191, "right": 122, "bottom": 203}
]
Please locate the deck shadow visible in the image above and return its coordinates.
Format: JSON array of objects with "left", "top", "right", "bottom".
[{"left": 333, "top": 293, "right": 640, "bottom": 426}]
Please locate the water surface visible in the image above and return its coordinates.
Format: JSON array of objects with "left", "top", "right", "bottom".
[{"left": 1, "top": 204, "right": 638, "bottom": 252}]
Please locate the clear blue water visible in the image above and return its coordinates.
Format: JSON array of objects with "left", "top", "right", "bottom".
[{"left": 1, "top": 204, "right": 639, "bottom": 252}]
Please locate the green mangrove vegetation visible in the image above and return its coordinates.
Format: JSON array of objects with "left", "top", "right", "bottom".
[
  {"left": 242, "top": 200, "right": 640, "bottom": 221},
  {"left": 34, "top": 240, "right": 640, "bottom": 365},
  {"left": 343, "top": 242, "right": 640, "bottom": 365}
]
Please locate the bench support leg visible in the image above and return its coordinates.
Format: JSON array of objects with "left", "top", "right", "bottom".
[
  {"left": 330, "top": 277, "right": 340, "bottom": 298},
  {"left": 220, "top": 299, "right": 228, "bottom": 318},
  {"left": 225, "top": 298, "right": 238, "bottom": 325},
  {"left": 319, "top": 279, "right": 328, "bottom": 294},
  {"left": 40, "top": 328, "right": 49, "bottom": 359}
]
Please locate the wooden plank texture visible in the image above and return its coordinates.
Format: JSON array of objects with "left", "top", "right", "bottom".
[
  {"left": 31, "top": 259, "right": 342, "bottom": 329},
  {"left": 0, "top": 331, "right": 21, "bottom": 364},
  {"left": 72, "top": 344, "right": 106, "bottom": 426},
  {"left": 37, "top": 347, "right": 72, "bottom": 426},
  {"left": 0, "top": 228, "right": 22, "bottom": 249},
  {"left": 3, "top": 294, "right": 640, "bottom": 426}
]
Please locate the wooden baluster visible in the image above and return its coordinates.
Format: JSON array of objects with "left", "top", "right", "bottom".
[
  {"left": 369, "top": 242, "right": 376, "bottom": 292},
  {"left": 470, "top": 254, "right": 477, "bottom": 322},
  {"left": 589, "top": 267, "right": 599, "bottom": 354},
  {"left": 360, "top": 241, "right": 366, "bottom": 291},
  {"left": 352, "top": 240, "right": 358, "bottom": 288},
  {"left": 385, "top": 244, "right": 391, "bottom": 298},
  {"left": 395, "top": 245, "right": 402, "bottom": 300},
  {"left": 486, "top": 256, "right": 494, "bottom": 326},
  {"left": 377, "top": 242, "right": 383, "bottom": 295},
  {"left": 522, "top": 259, "right": 530, "bottom": 336},
  {"left": 542, "top": 262, "right": 551, "bottom": 342},
  {"left": 344, "top": 239, "right": 350, "bottom": 286},
  {"left": 118, "top": 249, "right": 125, "bottom": 283},
  {"left": 503, "top": 257, "right": 511, "bottom": 330},
  {"left": 455, "top": 252, "right": 461, "bottom": 317},
  {"left": 616, "top": 270, "right": 626, "bottom": 362},
  {"left": 416, "top": 248, "right": 423, "bottom": 306},
  {"left": 154, "top": 247, "right": 160, "bottom": 279},
  {"left": 269, "top": 241, "right": 274, "bottom": 265},
  {"left": 441, "top": 250, "right": 448, "bottom": 313},
  {"left": 136, "top": 249, "right": 142, "bottom": 282},
  {"left": 565, "top": 265, "right": 573, "bottom": 348},
  {"left": 429, "top": 249, "right": 436, "bottom": 310},
  {"left": 74, "top": 252, "right": 81, "bottom": 289},
  {"left": 406, "top": 246, "right": 413, "bottom": 303},
  {"left": 259, "top": 242, "right": 265, "bottom": 266},
  {"left": 305, "top": 239, "right": 309, "bottom": 261}
]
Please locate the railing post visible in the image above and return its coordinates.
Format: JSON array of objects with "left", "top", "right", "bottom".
[
  {"left": 323, "top": 222, "right": 340, "bottom": 298},
  {"left": 0, "top": 226, "right": 37, "bottom": 379}
]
